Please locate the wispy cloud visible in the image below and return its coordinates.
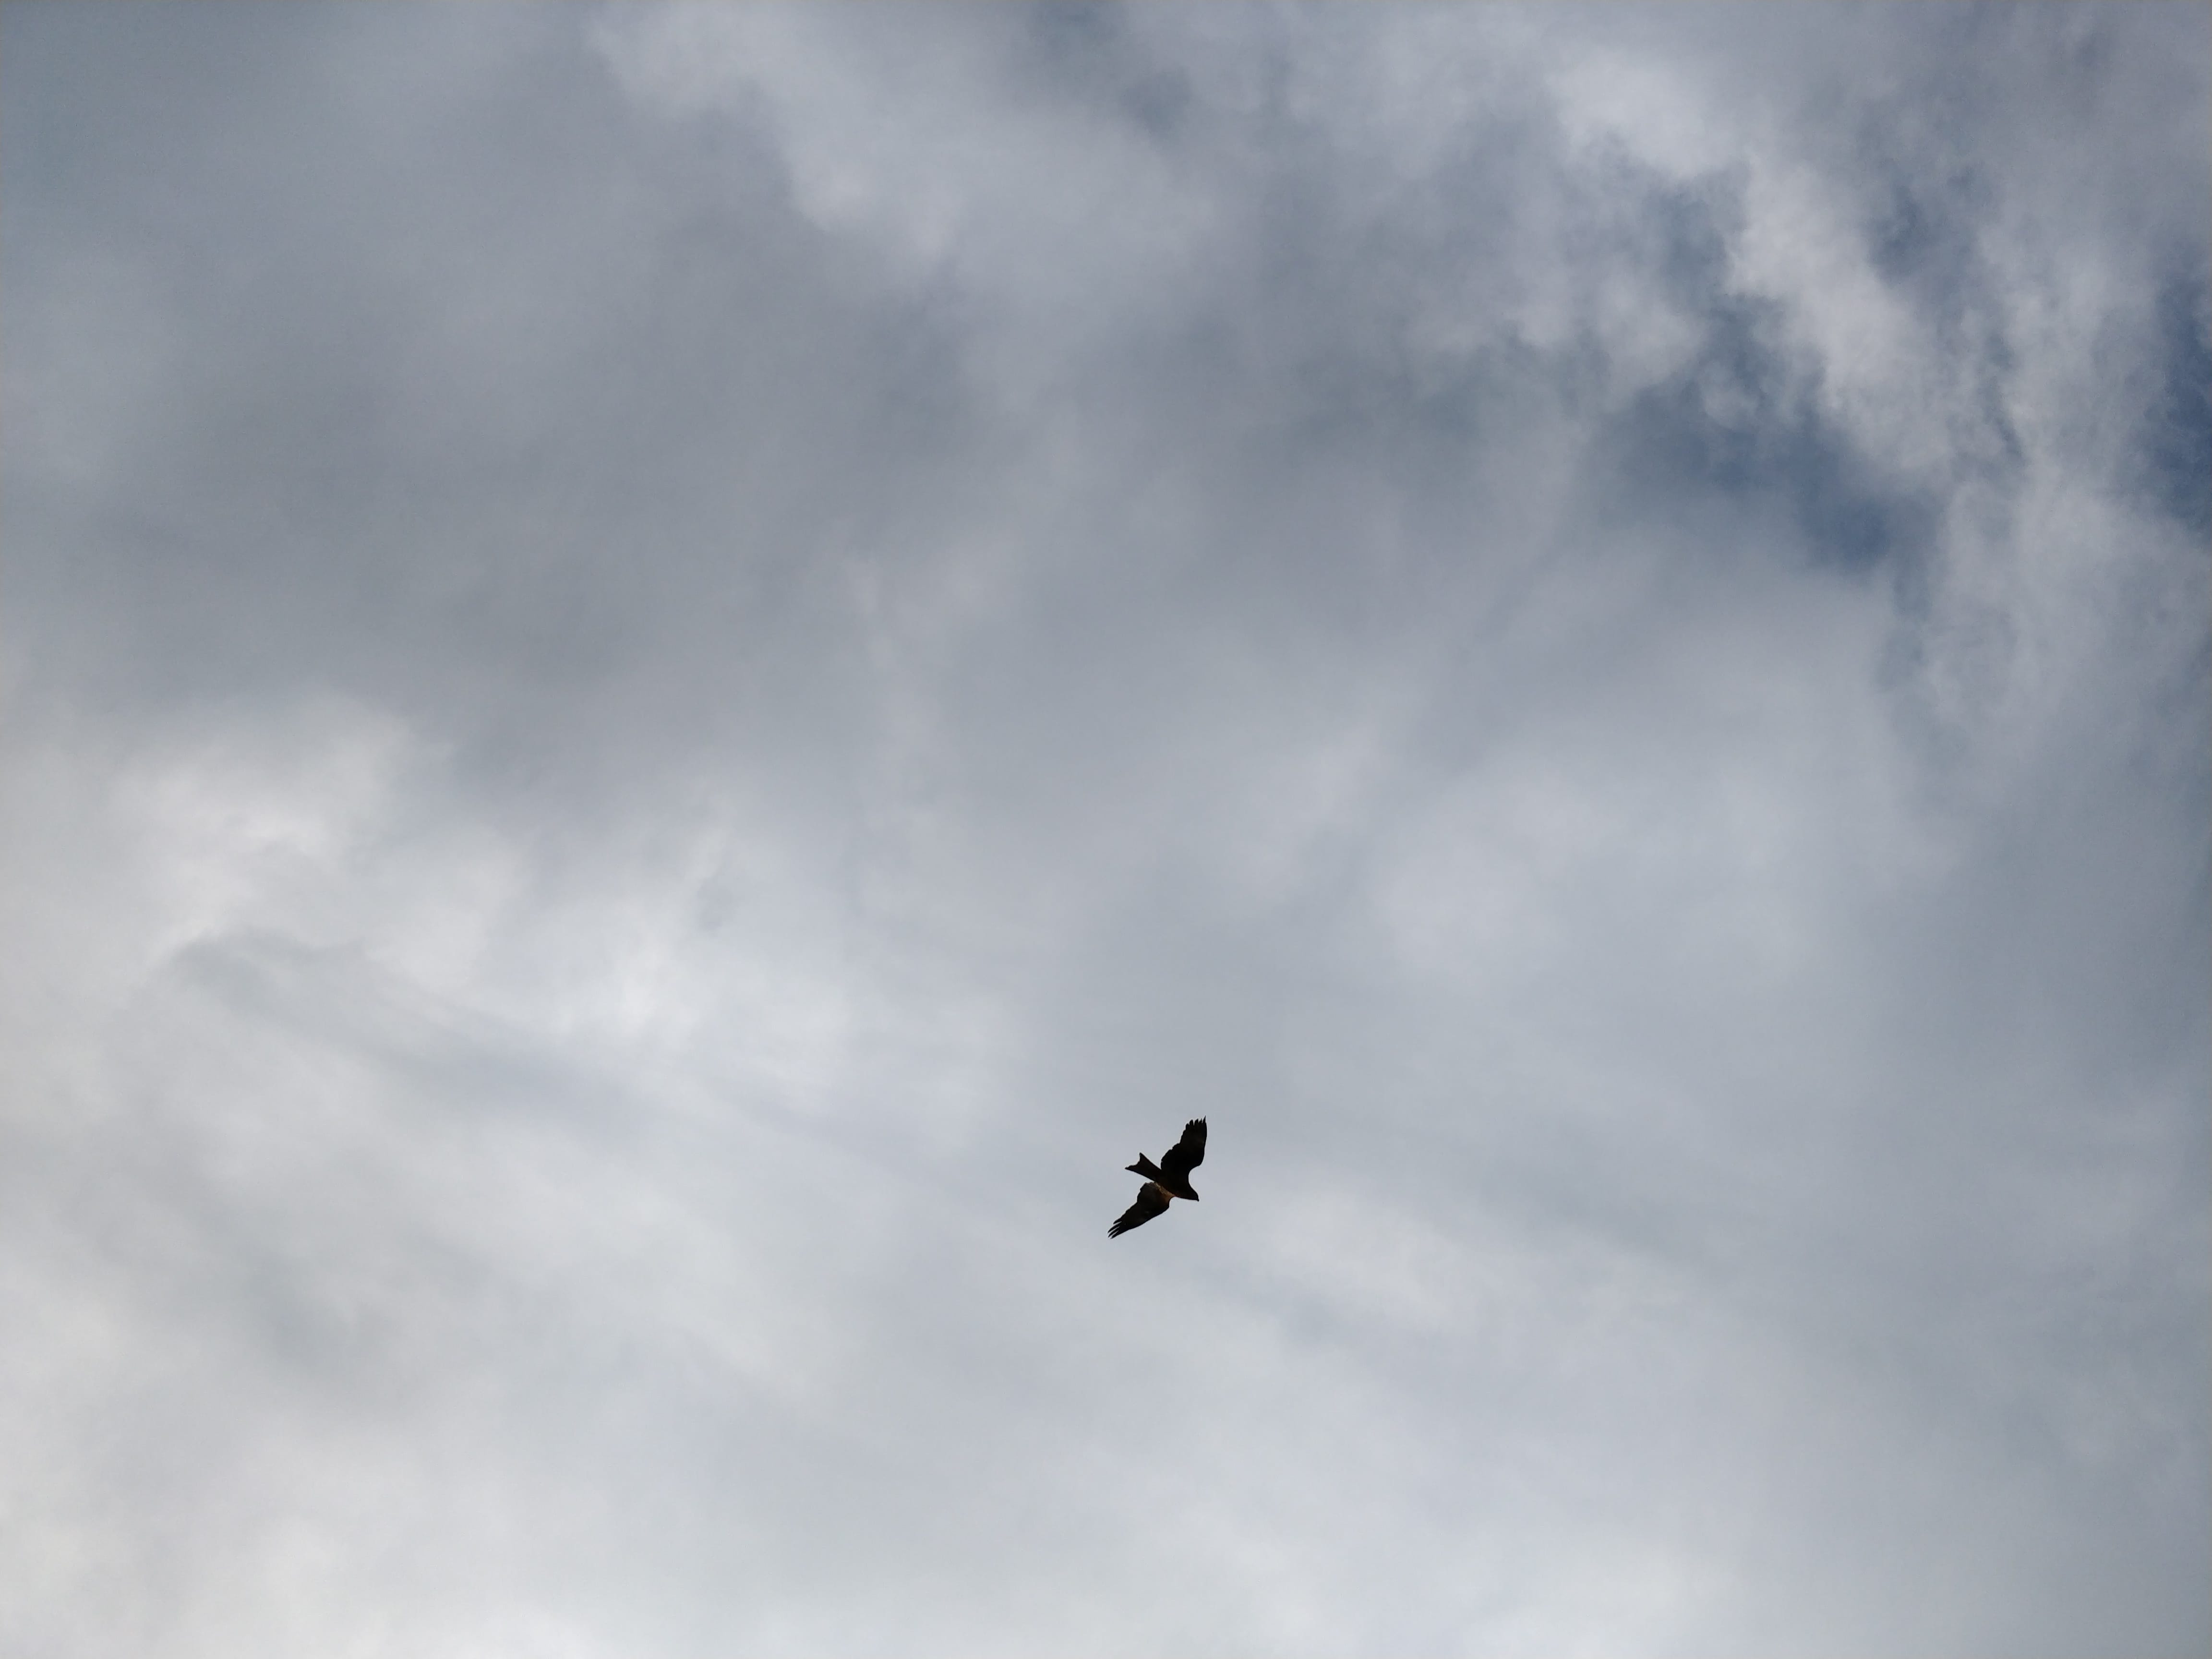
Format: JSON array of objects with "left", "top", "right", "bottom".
[{"left": 3, "top": 5, "right": 2205, "bottom": 1655}]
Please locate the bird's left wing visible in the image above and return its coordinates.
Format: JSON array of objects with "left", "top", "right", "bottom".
[{"left": 1108, "top": 1183, "right": 1171, "bottom": 1238}]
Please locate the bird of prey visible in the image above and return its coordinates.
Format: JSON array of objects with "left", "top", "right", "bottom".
[{"left": 1109, "top": 1117, "right": 1206, "bottom": 1238}]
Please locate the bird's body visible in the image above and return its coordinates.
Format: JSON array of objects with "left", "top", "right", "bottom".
[{"left": 1110, "top": 1118, "right": 1206, "bottom": 1237}]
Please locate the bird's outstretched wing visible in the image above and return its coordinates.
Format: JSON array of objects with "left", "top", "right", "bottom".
[
  {"left": 1159, "top": 1117, "right": 1207, "bottom": 1184},
  {"left": 1109, "top": 1182, "right": 1171, "bottom": 1238}
]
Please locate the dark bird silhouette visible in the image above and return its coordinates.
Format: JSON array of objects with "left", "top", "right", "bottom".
[{"left": 1109, "top": 1117, "right": 1206, "bottom": 1237}]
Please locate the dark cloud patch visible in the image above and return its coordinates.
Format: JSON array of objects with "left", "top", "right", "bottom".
[
  {"left": 1597, "top": 336, "right": 1939, "bottom": 575},
  {"left": 1587, "top": 175, "right": 1938, "bottom": 576},
  {"left": 2140, "top": 266, "right": 2212, "bottom": 538},
  {"left": 1011, "top": 1, "right": 1198, "bottom": 146},
  {"left": 1859, "top": 120, "right": 1996, "bottom": 305}
]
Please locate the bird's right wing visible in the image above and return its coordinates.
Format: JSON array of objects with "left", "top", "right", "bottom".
[
  {"left": 1159, "top": 1117, "right": 1207, "bottom": 1182},
  {"left": 1108, "top": 1183, "right": 1171, "bottom": 1238}
]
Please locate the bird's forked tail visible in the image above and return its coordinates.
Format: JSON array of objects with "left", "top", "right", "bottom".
[{"left": 1126, "top": 1153, "right": 1165, "bottom": 1180}]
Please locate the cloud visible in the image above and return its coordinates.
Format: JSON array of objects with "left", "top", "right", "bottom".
[{"left": 3, "top": 4, "right": 2205, "bottom": 1655}]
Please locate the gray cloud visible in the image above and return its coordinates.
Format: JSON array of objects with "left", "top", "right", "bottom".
[{"left": 3, "top": 4, "right": 2206, "bottom": 1656}]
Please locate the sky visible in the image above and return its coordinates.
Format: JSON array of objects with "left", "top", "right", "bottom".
[{"left": 1, "top": 5, "right": 2207, "bottom": 1656}]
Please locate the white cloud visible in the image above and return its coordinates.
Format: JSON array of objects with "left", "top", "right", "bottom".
[{"left": 4, "top": 5, "right": 2204, "bottom": 1655}]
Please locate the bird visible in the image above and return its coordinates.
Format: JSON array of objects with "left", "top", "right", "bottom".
[{"left": 1109, "top": 1117, "right": 1206, "bottom": 1238}]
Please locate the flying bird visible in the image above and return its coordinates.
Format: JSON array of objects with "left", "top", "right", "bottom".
[{"left": 1109, "top": 1117, "right": 1206, "bottom": 1238}]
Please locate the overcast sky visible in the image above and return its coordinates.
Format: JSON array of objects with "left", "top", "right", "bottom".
[{"left": 3, "top": 5, "right": 2207, "bottom": 1656}]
